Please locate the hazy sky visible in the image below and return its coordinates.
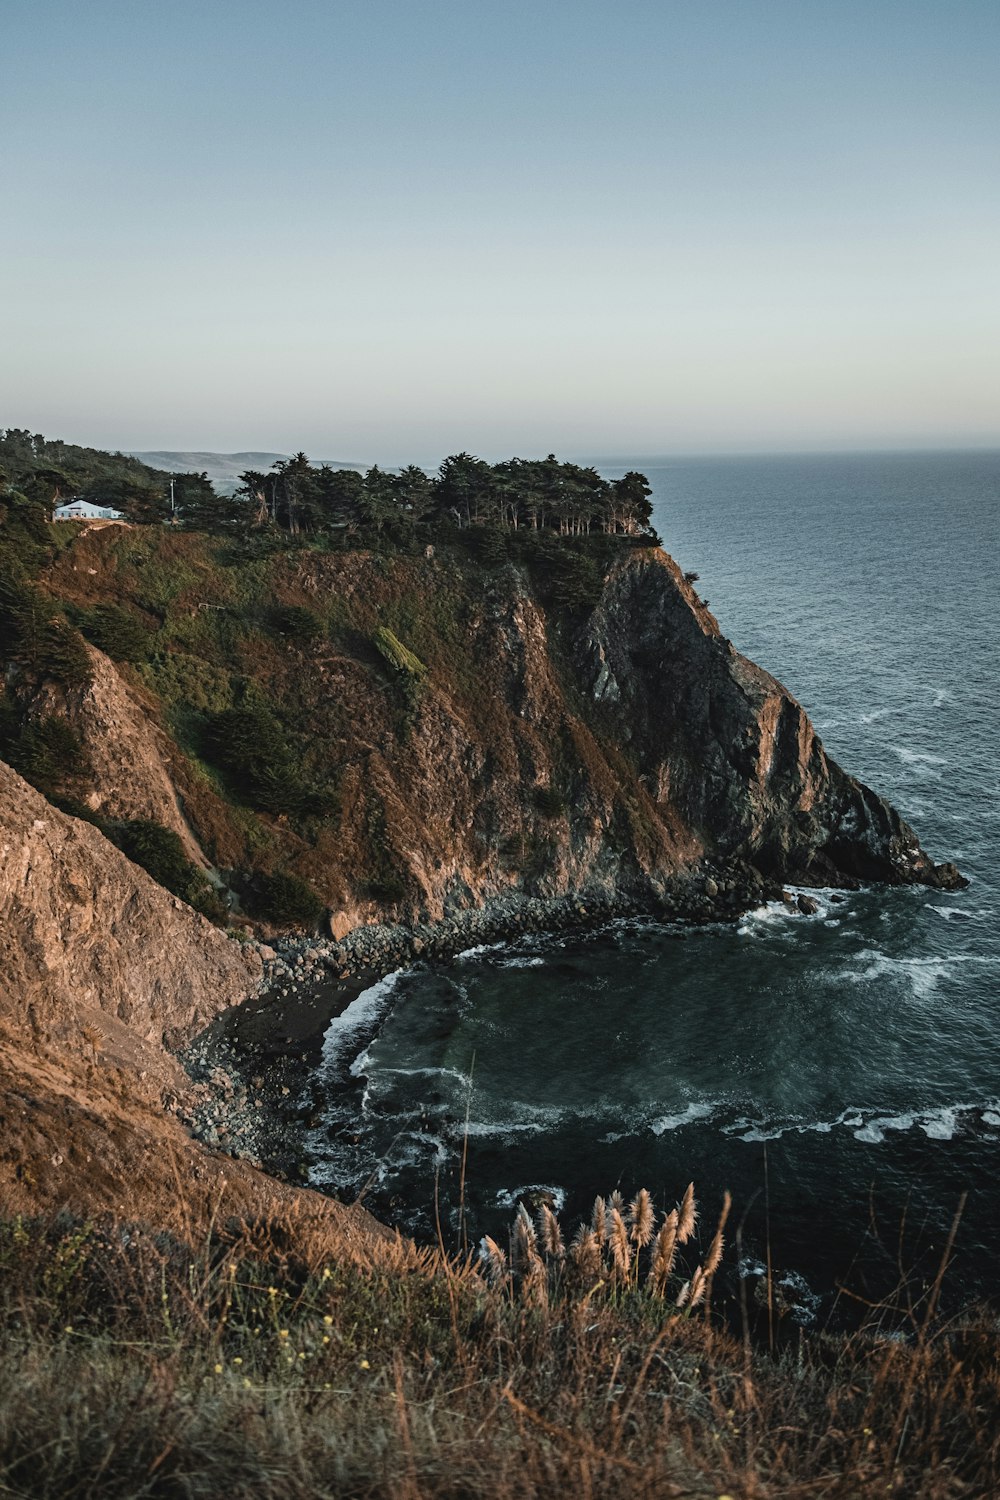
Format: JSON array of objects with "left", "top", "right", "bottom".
[{"left": 3, "top": 0, "right": 998, "bottom": 465}]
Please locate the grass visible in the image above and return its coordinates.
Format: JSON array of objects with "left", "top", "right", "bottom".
[{"left": 2, "top": 1186, "right": 998, "bottom": 1498}]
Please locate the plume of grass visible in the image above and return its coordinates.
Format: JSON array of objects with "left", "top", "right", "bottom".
[
  {"left": 591, "top": 1195, "right": 607, "bottom": 1243},
  {"left": 609, "top": 1208, "right": 631, "bottom": 1280},
  {"left": 703, "top": 1192, "right": 731, "bottom": 1280},
  {"left": 479, "top": 1236, "right": 508, "bottom": 1289},
  {"left": 686, "top": 1266, "right": 707, "bottom": 1308},
  {"left": 538, "top": 1204, "right": 564, "bottom": 1260},
  {"left": 521, "top": 1257, "right": 549, "bottom": 1310},
  {"left": 628, "top": 1189, "right": 655, "bottom": 1249},
  {"left": 607, "top": 1189, "right": 625, "bottom": 1216},
  {"left": 677, "top": 1183, "right": 697, "bottom": 1245},
  {"left": 648, "top": 1210, "right": 678, "bottom": 1298},
  {"left": 512, "top": 1205, "right": 538, "bottom": 1277},
  {"left": 570, "top": 1225, "right": 602, "bottom": 1283}
]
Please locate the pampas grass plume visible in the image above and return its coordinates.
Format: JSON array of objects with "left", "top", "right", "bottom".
[
  {"left": 538, "top": 1204, "right": 564, "bottom": 1260},
  {"left": 480, "top": 1236, "right": 508, "bottom": 1287},
  {"left": 629, "top": 1188, "right": 655, "bottom": 1248},
  {"left": 609, "top": 1208, "right": 631, "bottom": 1278},
  {"left": 648, "top": 1210, "right": 678, "bottom": 1297},
  {"left": 570, "top": 1225, "right": 602, "bottom": 1281},
  {"left": 677, "top": 1183, "right": 697, "bottom": 1245}
]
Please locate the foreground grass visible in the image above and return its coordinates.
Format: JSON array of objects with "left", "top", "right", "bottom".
[{"left": 1, "top": 1206, "right": 999, "bottom": 1499}]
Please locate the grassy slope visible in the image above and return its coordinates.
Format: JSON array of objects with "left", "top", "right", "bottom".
[{"left": 2, "top": 1194, "right": 997, "bottom": 1499}]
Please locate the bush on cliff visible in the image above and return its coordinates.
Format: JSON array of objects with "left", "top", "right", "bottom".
[
  {"left": 243, "top": 868, "right": 324, "bottom": 927},
  {"left": 203, "top": 703, "right": 316, "bottom": 817},
  {"left": 0, "top": 563, "right": 92, "bottom": 686},
  {"left": 0, "top": 705, "right": 91, "bottom": 802},
  {"left": 113, "top": 818, "right": 226, "bottom": 921},
  {"left": 79, "top": 603, "right": 154, "bottom": 663}
]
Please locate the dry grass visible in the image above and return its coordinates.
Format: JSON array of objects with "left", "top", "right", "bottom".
[{"left": 1, "top": 1187, "right": 999, "bottom": 1499}]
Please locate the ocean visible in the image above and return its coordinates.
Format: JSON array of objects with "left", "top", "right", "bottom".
[{"left": 308, "top": 449, "right": 1000, "bottom": 1323}]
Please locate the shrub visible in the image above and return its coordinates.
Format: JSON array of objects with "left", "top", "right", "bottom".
[
  {"left": 81, "top": 604, "right": 154, "bottom": 663},
  {"left": 372, "top": 626, "right": 426, "bottom": 681},
  {"left": 519, "top": 537, "right": 604, "bottom": 613},
  {"left": 203, "top": 703, "right": 313, "bottom": 816},
  {"left": 0, "top": 565, "right": 92, "bottom": 684},
  {"left": 244, "top": 869, "right": 323, "bottom": 928},
  {"left": 114, "top": 818, "right": 225, "bottom": 920},
  {"left": 373, "top": 626, "right": 427, "bottom": 727},
  {"left": 0, "top": 706, "right": 91, "bottom": 800},
  {"left": 269, "top": 604, "right": 323, "bottom": 642}
]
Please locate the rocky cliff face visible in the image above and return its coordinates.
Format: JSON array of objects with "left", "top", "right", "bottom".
[
  {"left": 280, "top": 544, "right": 960, "bottom": 923},
  {"left": 29, "top": 532, "right": 961, "bottom": 940},
  {"left": 0, "top": 759, "right": 260, "bottom": 1068},
  {"left": 31, "top": 643, "right": 207, "bottom": 863},
  {"left": 577, "top": 549, "right": 960, "bottom": 890}
]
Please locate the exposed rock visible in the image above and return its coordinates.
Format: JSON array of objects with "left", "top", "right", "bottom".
[
  {"left": 579, "top": 550, "right": 964, "bottom": 893},
  {"left": 0, "top": 759, "right": 261, "bottom": 1078},
  {"left": 28, "top": 644, "right": 207, "bottom": 866}
]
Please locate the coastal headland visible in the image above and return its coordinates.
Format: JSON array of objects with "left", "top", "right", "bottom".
[{"left": 0, "top": 442, "right": 983, "bottom": 1497}]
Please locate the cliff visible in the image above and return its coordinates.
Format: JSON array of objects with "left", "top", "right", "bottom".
[
  {"left": 0, "top": 759, "right": 260, "bottom": 1067},
  {"left": 578, "top": 549, "right": 958, "bottom": 889},
  {"left": 22, "top": 528, "right": 959, "bottom": 939}
]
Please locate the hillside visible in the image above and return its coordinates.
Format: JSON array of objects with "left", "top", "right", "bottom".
[{"left": 130, "top": 449, "right": 365, "bottom": 495}]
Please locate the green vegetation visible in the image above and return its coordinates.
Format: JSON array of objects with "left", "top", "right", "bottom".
[
  {"left": 0, "top": 427, "right": 170, "bottom": 522},
  {"left": 112, "top": 819, "right": 225, "bottom": 921},
  {"left": 0, "top": 706, "right": 90, "bottom": 803},
  {"left": 4, "top": 427, "right": 658, "bottom": 549},
  {"left": 78, "top": 603, "right": 154, "bottom": 663},
  {"left": 1, "top": 1185, "right": 997, "bottom": 1499},
  {"left": 224, "top": 449, "right": 656, "bottom": 549},
  {"left": 202, "top": 702, "right": 323, "bottom": 818},
  {"left": 372, "top": 625, "right": 427, "bottom": 680},
  {"left": 0, "top": 561, "right": 92, "bottom": 686},
  {"left": 268, "top": 603, "right": 323, "bottom": 642},
  {"left": 242, "top": 869, "right": 324, "bottom": 928}
]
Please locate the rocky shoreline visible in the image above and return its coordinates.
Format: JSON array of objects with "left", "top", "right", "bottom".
[{"left": 176, "top": 861, "right": 822, "bottom": 1184}]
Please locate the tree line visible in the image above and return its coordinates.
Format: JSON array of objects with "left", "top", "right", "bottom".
[
  {"left": 227, "top": 452, "right": 654, "bottom": 542},
  {"left": 0, "top": 430, "right": 656, "bottom": 546}
]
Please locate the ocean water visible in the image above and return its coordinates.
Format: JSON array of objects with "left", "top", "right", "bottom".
[{"left": 308, "top": 450, "right": 1000, "bottom": 1319}]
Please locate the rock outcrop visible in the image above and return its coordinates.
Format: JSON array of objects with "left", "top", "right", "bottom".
[
  {"left": 578, "top": 549, "right": 961, "bottom": 890},
  {"left": 28, "top": 642, "right": 207, "bottom": 865},
  {"left": 0, "top": 759, "right": 260, "bottom": 1069},
  {"left": 282, "top": 543, "right": 961, "bottom": 921}
]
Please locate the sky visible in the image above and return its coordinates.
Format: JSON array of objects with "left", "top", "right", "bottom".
[{"left": 3, "top": 0, "right": 999, "bottom": 466}]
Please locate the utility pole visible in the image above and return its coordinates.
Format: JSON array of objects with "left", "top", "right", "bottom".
[{"left": 169, "top": 477, "right": 176, "bottom": 520}]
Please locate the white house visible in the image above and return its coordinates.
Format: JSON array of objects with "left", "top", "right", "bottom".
[{"left": 52, "top": 500, "right": 125, "bottom": 521}]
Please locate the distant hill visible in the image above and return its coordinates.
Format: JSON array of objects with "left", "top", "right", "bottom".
[{"left": 130, "top": 451, "right": 365, "bottom": 495}]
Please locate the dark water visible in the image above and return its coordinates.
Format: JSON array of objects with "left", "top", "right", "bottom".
[{"left": 309, "top": 450, "right": 1000, "bottom": 1320}]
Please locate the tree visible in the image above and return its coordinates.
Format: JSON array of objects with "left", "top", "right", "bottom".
[
  {"left": 435, "top": 453, "right": 494, "bottom": 527},
  {"left": 171, "top": 471, "right": 231, "bottom": 531},
  {"left": 612, "top": 471, "right": 654, "bottom": 535}
]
